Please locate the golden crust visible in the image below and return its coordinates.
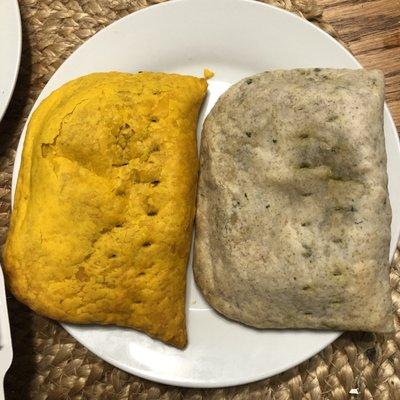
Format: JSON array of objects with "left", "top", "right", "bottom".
[{"left": 4, "top": 72, "right": 207, "bottom": 348}]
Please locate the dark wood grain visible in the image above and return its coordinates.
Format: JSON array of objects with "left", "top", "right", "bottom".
[{"left": 316, "top": 0, "right": 400, "bottom": 130}]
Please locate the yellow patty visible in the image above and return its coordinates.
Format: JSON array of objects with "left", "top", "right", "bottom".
[{"left": 4, "top": 72, "right": 207, "bottom": 348}]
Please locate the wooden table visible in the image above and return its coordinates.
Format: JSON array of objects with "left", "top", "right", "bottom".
[{"left": 317, "top": 0, "right": 400, "bottom": 129}]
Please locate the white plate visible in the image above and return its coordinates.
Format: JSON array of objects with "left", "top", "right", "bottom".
[
  {"left": 0, "top": 0, "right": 21, "bottom": 121},
  {"left": 12, "top": 0, "right": 400, "bottom": 388}
]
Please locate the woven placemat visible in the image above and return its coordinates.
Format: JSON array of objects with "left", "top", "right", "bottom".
[{"left": 1, "top": 1, "right": 399, "bottom": 399}]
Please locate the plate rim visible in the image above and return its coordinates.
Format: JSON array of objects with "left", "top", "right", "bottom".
[
  {"left": 10, "top": 0, "right": 400, "bottom": 388},
  {"left": 63, "top": 324, "right": 341, "bottom": 388},
  {"left": 0, "top": 0, "right": 22, "bottom": 122}
]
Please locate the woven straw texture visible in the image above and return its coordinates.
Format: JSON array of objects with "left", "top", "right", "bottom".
[{"left": 1, "top": 1, "right": 399, "bottom": 399}]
